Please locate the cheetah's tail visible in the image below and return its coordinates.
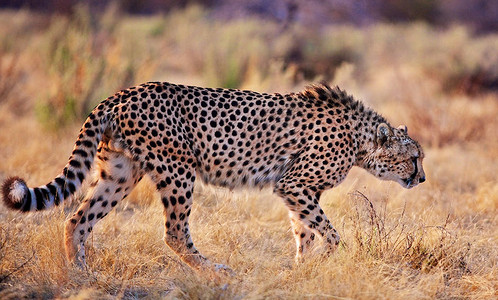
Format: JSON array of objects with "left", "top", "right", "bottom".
[{"left": 1, "top": 106, "right": 110, "bottom": 212}]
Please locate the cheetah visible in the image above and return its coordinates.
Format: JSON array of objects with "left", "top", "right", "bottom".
[{"left": 2, "top": 82, "right": 425, "bottom": 274}]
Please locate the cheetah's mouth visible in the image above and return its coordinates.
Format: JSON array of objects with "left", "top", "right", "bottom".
[{"left": 402, "top": 159, "right": 418, "bottom": 188}]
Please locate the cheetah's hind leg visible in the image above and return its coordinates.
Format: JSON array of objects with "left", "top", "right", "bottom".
[{"left": 64, "top": 145, "right": 143, "bottom": 269}]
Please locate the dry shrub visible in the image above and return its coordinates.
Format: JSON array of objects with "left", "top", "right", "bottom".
[
  {"left": 0, "top": 52, "right": 27, "bottom": 116},
  {"left": 31, "top": 5, "right": 159, "bottom": 129},
  {"left": 348, "top": 191, "right": 471, "bottom": 276}
]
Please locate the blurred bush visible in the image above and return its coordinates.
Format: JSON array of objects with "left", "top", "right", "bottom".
[{"left": 30, "top": 5, "right": 158, "bottom": 128}]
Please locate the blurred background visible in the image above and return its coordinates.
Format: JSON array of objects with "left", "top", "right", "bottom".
[
  {"left": 0, "top": 1, "right": 497, "bottom": 298},
  {"left": 0, "top": 0, "right": 496, "bottom": 148},
  {"left": 2, "top": 0, "right": 498, "bottom": 32}
]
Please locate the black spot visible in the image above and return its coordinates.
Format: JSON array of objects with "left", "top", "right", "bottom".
[
  {"left": 82, "top": 140, "right": 93, "bottom": 148},
  {"left": 69, "top": 160, "right": 81, "bottom": 168},
  {"left": 73, "top": 149, "right": 88, "bottom": 158},
  {"left": 65, "top": 170, "right": 75, "bottom": 180},
  {"left": 67, "top": 182, "right": 76, "bottom": 194},
  {"left": 77, "top": 172, "right": 85, "bottom": 183}
]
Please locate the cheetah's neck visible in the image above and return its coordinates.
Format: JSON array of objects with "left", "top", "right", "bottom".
[{"left": 350, "top": 106, "right": 388, "bottom": 168}]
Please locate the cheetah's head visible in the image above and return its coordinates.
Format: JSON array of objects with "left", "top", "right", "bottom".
[{"left": 364, "top": 123, "right": 426, "bottom": 189}]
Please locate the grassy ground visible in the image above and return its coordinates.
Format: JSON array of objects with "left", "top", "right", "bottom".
[{"left": 0, "top": 6, "right": 497, "bottom": 299}]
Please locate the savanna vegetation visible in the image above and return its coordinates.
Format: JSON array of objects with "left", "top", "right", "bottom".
[{"left": 0, "top": 5, "right": 497, "bottom": 299}]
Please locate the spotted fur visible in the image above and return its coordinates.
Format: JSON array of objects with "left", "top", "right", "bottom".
[{"left": 1, "top": 82, "right": 425, "bottom": 272}]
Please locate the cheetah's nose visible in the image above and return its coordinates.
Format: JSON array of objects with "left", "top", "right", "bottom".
[{"left": 419, "top": 176, "right": 426, "bottom": 183}]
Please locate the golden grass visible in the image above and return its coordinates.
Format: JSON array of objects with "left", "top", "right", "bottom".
[{"left": 1, "top": 6, "right": 497, "bottom": 299}]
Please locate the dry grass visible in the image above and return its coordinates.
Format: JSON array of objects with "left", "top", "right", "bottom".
[{"left": 0, "top": 6, "right": 497, "bottom": 299}]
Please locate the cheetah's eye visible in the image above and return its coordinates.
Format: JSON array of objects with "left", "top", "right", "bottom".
[{"left": 404, "top": 157, "right": 417, "bottom": 165}]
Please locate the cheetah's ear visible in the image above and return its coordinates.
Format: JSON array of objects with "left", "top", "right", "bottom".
[
  {"left": 376, "top": 123, "right": 393, "bottom": 146},
  {"left": 397, "top": 125, "right": 407, "bottom": 134}
]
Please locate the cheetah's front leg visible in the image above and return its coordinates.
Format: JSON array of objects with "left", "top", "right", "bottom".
[
  {"left": 289, "top": 213, "right": 316, "bottom": 263},
  {"left": 275, "top": 184, "right": 340, "bottom": 263}
]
